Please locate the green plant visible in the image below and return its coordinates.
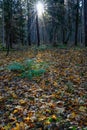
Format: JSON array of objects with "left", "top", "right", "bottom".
[
  {"left": 7, "top": 59, "right": 47, "bottom": 80},
  {"left": 70, "top": 126, "right": 77, "bottom": 130},
  {"left": 21, "top": 69, "right": 45, "bottom": 79},
  {"left": 38, "top": 44, "right": 47, "bottom": 50},
  {"left": 24, "top": 59, "right": 35, "bottom": 70},
  {"left": 56, "top": 117, "right": 62, "bottom": 122},
  {"left": 21, "top": 70, "right": 32, "bottom": 79},
  {"left": 80, "top": 72, "right": 84, "bottom": 77},
  {"left": 66, "top": 81, "right": 74, "bottom": 93},
  {"left": 32, "top": 61, "right": 48, "bottom": 70},
  {"left": 31, "top": 69, "right": 45, "bottom": 77},
  {"left": 48, "top": 117, "right": 54, "bottom": 122},
  {"left": 57, "top": 44, "right": 67, "bottom": 49},
  {"left": 8, "top": 62, "right": 24, "bottom": 72}
]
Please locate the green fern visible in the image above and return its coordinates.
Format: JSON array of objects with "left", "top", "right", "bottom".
[
  {"left": 31, "top": 69, "right": 45, "bottom": 77},
  {"left": 21, "top": 69, "right": 45, "bottom": 79},
  {"left": 8, "top": 62, "right": 24, "bottom": 72},
  {"left": 21, "top": 70, "right": 32, "bottom": 79},
  {"left": 24, "top": 59, "right": 35, "bottom": 69},
  {"left": 7, "top": 59, "right": 47, "bottom": 79}
]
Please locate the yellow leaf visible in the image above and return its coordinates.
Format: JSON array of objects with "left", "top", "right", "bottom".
[
  {"left": 28, "top": 111, "right": 34, "bottom": 117},
  {"left": 0, "top": 96, "right": 4, "bottom": 102},
  {"left": 38, "top": 115, "right": 46, "bottom": 121},
  {"left": 13, "top": 109, "right": 18, "bottom": 114},
  {"left": 15, "top": 105, "right": 23, "bottom": 111},
  {"left": 71, "top": 112, "right": 76, "bottom": 118},
  {"left": 12, "top": 123, "right": 20, "bottom": 130},
  {"left": 3, "top": 124, "right": 11, "bottom": 130},
  {"left": 53, "top": 81, "right": 58, "bottom": 87},
  {"left": 44, "top": 120, "right": 51, "bottom": 125},
  {"left": 24, "top": 117, "right": 31, "bottom": 123},
  {"left": 12, "top": 93, "right": 17, "bottom": 99},
  {"left": 19, "top": 122, "right": 25, "bottom": 129},
  {"left": 52, "top": 115, "right": 57, "bottom": 120},
  {"left": 19, "top": 99, "right": 27, "bottom": 105},
  {"left": 68, "top": 112, "right": 77, "bottom": 119},
  {"left": 79, "top": 106, "right": 86, "bottom": 112},
  {"left": 12, "top": 122, "right": 25, "bottom": 130}
]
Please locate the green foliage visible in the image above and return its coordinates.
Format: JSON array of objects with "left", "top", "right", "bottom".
[
  {"left": 70, "top": 126, "right": 77, "bottom": 130},
  {"left": 21, "top": 70, "right": 32, "bottom": 79},
  {"left": 48, "top": 117, "right": 54, "bottom": 122},
  {"left": 24, "top": 59, "right": 35, "bottom": 69},
  {"left": 7, "top": 59, "right": 47, "bottom": 79},
  {"left": 31, "top": 69, "right": 46, "bottom": 76},
  {"left": 38, "top": 44, "right": 47, "bottom": 50},
  {"left": 8, "top": 62, "right": 24, "bottom": 72},
  {"left": 66, "top": 81, "right": 74, "bottom": 93},
  {"left": 21, "top": 69, "right": 45, "bottom": 79},
  {"left": 57, "top": 44, "right": 67, "bottom": 49},
  {"left": 56, "top": 117, "right": 62, "bottom": 122},
  {"left": 33, "top": 62, "right": 48, "bottom": 70},
  {"left": 47, "top": 116, "right": 62, "bottom": 123},
  {"left": 80, "top": 72, "right": 84, "bottom": 77}
]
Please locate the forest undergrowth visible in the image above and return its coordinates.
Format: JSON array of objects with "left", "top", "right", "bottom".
[{"left": 0, "top": 48, "right": 87, "bottom": 130}]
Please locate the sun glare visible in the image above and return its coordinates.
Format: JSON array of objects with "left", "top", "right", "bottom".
[{"left": 36, "top": 1, "right": 45, "bottom": 17}]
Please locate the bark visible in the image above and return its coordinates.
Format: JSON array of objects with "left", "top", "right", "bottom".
[
  {"left": 27, "top": 0, "right": 31, "bottom": 46},
  {"left": 6, "top": 29, "right": 10, "bottom": 56},
  {"left": 9, "top": 1, "right": 13, "bottom": 49},
  {"left": 74, "top": 0, "right": 79, "bottom": 46},
  {"left": 2, "top": 0, "right": 5, "bottom": 47},
  {"left": 84, "top": 0, "right": 87, "bottom": 46},
  {"left": 36, "top": 14, "right": 40, "bottom": 46}
]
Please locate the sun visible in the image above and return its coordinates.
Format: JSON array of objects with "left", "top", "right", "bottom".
[{"left": 36, "top": 1, "right": 45, "bottom": 17}]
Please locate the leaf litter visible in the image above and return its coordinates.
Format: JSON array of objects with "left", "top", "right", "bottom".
[{"left": 0, "top": 49, "right": 87, "bottom": 130}]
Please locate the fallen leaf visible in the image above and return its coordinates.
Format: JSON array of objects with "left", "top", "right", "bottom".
[{"left": 79, "top": 106, "right": 86, "bottom": 112}]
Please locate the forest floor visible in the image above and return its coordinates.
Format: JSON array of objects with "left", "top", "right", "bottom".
[{"left": 0, "top": 48, "right": 87, "bottom": 130}]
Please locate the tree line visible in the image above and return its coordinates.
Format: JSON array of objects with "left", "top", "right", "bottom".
[{"left": 0, "top": 0, "right": 87, "bottom": 54}]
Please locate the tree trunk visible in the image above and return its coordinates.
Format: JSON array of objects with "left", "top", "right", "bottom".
[
  {"left": 4, "top": 0, "right": 13, "bottom": 51},
  {"left": 6, "top": 30, "right": 10, "bottom": 56},
  {"left": 84, "top": 0, "right": 87, "bottom": 46},
  {"left": 27, "top": 0, "right": 31, "bottom": 46},
  {"left": 36, "top": 14, "right": 40, "bottom": 46},
  {"left": 2, "top": 0, "right": 5, "bottom": 47},
  {"left": 74, "top": 0, "right": 79, "bottom": 46},
  {"left": 10, "top": 0, "right": 13, "bottom": 49},
  {"left": 62, "top": 28, "right": 65, "bottom": 44}
]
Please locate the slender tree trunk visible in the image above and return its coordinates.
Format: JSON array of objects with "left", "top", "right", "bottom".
[
  {"left": 6, "top": 30, "right": 10, "bottom": 56},
  {"left": 84, "top": 0, "right": 87, "bottom": 46},
  {"left": 27, "top": 0, "right": 31, "bottom": 46},
  {"left": 36, "top": 14, "right": 40, "bottom": 46},
  {"left": 64, "top": 30, "right": 72, "bottom": 45},
  {"left": 10, "top": 0, "right": 13, "bottom": 49},
  {"left": 4, "top": 0, "right": 12, "bottom": 54},
  {"left": 20, "top": 0, "right": 24, "bottom": 46},
  {"left": 62, "top": 28, "right": 65, "bottom": 44},
  {"left": 2, "top": 0, "right": 5, "bottom": 47},
  {"left": 74, "top": 0, "right": 79, "bottom": 46},
  {"left": 53, "top": 26, "right": 57, "bottom": 46}
]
